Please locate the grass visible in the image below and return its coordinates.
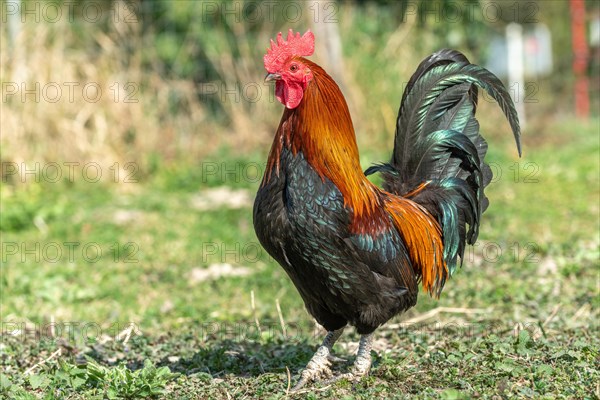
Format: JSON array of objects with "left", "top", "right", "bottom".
[
  {"left": 1, "top": 1, "right": 598, "bottom": 397},
  {"left": 1, "top": 116, "right": 598, "bottom": 398}
]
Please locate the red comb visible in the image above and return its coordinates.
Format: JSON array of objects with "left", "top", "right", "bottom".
[{"left": 263, "top": 29, "right": 315, "bottom": 72}]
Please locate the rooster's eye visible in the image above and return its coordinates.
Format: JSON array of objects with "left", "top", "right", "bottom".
[{"left": 290, "top": 64, "right": 298, "bottom": 72}]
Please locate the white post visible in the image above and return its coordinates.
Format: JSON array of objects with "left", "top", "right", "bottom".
[
  {"left": 506, "top": 23, "right": 526, "bottom": 131},
  {"left": 7, "top": 0, "right": 27, "bottom": 83}
]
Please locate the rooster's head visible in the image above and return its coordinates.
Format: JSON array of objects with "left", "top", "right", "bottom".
[{"left": 263, "top": 29, "right": 315, "bottom": 109}]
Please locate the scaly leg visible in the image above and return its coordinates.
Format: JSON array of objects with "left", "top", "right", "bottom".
[
  {"left": 324, "top": 332, "right": 374, "bottom": 384},
  {"left": 291, "top": 327, "right": 345, "bottom": 391},
  {"left": 350, "top": 332, "right": 374, "bottom": 376}
]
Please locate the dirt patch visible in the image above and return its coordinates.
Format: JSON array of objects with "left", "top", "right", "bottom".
[
  {"left": 188, "top": 263, "right": 251, "bottom": 284},
  {"left": 190, "top": 187, "right": 252, "bottom": 210}
]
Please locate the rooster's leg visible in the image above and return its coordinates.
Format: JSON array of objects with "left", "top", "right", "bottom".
[
  {"left": 291, "top": 327, "right": 345, "bottom": 391},
  {"left": 350, "top": 332, "right": 374, "bottom": 376},
  {"left": 323, "top": 332, "right": 374, "bottom": 385}
]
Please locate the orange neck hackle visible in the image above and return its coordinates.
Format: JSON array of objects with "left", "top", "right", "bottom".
[
  {"left": 264, "top": 59, "right": 385, "bottom": 233},
  {"left": 263, "top": 58, "right": 447, "bottom": 296}
]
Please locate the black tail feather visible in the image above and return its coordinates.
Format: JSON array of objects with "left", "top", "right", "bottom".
[{"left": 368, "top": 49, "right": 521, "bottom": 278}]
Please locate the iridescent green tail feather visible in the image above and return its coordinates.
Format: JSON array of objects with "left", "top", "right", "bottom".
[{"left": 366, "top": 49, "right": 521, "bottom": 283}]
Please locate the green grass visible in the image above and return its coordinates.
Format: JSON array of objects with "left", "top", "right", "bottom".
[{"left": 1, "top": 119, "right": 598, "bottom": 399}]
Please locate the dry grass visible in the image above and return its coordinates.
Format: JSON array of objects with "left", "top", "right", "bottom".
[
  {"left": 1, "top": 0, "right": 562, "bottom": 181},
  {"left": 0, "top": 1, "right": 282, "bottom": 179},
  {"left": 0, "top": 1, "right": 449, "bottom": 180},
  {"left": 2, "top": 3, "right": 163, "bottom": 169}
]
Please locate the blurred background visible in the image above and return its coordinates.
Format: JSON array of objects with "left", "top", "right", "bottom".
[
  {"left": 1, "top": 0, "right": 598, "bottom": 171},
  {"left": 1, "top": 0, "right": 599, "bottom": 397}
]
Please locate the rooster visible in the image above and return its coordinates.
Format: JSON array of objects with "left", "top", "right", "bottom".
[{"left": 253, "top": 29, "right": 521, "bottom": 390}]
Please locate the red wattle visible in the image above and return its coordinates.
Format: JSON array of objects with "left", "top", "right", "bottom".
[{"left": 275, "top": 81, "right": 304, "bottom": 109}]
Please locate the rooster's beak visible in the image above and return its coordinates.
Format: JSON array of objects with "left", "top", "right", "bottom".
[{"left": 264, "top": 73, "right": 281, "bottom": 82}]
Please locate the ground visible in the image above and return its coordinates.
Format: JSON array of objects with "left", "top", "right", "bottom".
[{"left": 1, "top": 119, "right": 598, "bottom": 398}]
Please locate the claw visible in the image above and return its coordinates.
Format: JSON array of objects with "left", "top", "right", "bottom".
[
  {"left": 290, "top": 345, "right": 333, "bottom": 392},
  {"left": 289, "top": 327, "right": 345, "bottom": 392},
  {"left": 327, "top": 354, "right": 347, "bottom": 363},
  {"left": 350, "top": 352, "right": 372, "bottom": 376},
  {"left": 290, "top": 379, "right": 308, "bottom": 392},
  {"left": 321, "top": 355, "right": 371, "bottom": 386}
]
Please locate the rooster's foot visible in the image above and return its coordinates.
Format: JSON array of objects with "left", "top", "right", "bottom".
[
  {"left": 291, "top": 345, "right": 333, "bottom": 391},
  {"left": 323, "top": 353, "right": 372, "bottom": 385},
  {"left": 323, "top": 332, "right": 373, "bottom": 386},
  {"left": 290, "top": 328, "right": 345, "bottom": 392}
]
